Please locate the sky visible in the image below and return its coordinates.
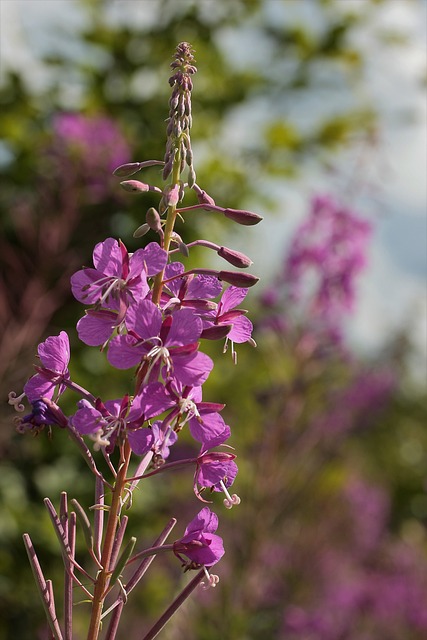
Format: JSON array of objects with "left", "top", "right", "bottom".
[{"left": 1, "top": 0, "right": 426, "bottom": 379}]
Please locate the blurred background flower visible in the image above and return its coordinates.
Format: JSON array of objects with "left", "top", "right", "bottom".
[{"left": 0, "top": 1, "right": 425, "bottom": 638}]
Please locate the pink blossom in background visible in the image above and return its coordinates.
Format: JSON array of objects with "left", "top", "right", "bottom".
[{"left": 50, "top": 112, "right": 130, "bottom": 201}]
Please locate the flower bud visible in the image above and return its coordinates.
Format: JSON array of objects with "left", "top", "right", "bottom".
[
  {"left": 217, "top": 246, "right": 253, "bottom": 268},
  {"left": 133, "top": 223, "right": 150, "bottom": 238},
  {"left": 120, "top": 180, "right": 150, "bottom": 193},
  {"left": 218, "top": 271, "right": 260, "bottom": 288},
  {"left": 146, "top": 207, "right": 163, "bottom": 233},
  {"left": 223, "top": 208, "right": 263, "bottom": 226},
  {"left": 164, "top": 183, "right": 180, "bottom": 206},
  {"left": 113, "top": 160, "right": 164, "bottom": 177},
  {"left": 192, "top": 184, "right": 216, "bottom": 206}
]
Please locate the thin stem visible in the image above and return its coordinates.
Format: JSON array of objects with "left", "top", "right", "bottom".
[
  {"left": 93, "top": 475, "right": 105, "bottom": 562},
  {"left": 64, "top": 511, "right": 76, "bottom": 640},
  {"left": 104, "top": 518, "right": 177, "bottom": 640},
  {"left": 140, "top": 569, "right": 205, "bottom": 640},
  {"left": 86, "top": 440, "right": 132, "bottom": 640},
  {"left": 126, "top": 457, "right": 196, "bottom": 482},
  {"left": 23, "top": 534, "right": 64, "bottom": 640}
]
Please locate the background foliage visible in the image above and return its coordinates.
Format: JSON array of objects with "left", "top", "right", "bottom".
[{"left": 1, "top": 1, "right": 426, "bottom": 638}]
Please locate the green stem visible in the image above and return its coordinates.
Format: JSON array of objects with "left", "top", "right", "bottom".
[
  {"left": 151, "top": 151, "right": 181, "bottom": 306},
  {"left": 86, "top": 440, "right": 132, "bottom": 640}
]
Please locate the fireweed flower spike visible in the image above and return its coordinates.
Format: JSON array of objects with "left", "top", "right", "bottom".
[{"left": 12, "top": 43, "right": 261, "bottom": 639}]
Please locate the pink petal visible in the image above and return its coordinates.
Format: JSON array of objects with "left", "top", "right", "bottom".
[
  {"left": 228, "top": 315, "right": 253, "bottom": 344},
  {"left": 107, "top": 335, "right": 143, "bottom": 369},
  {"left": 220, "top": 286, "right": 248, "bottom": 313},
  {"left": 38, "top": 332, "right": 70, "bottom": 371},
  {"left": 92, "top": 238, "right": 123, "bottom": 276}
]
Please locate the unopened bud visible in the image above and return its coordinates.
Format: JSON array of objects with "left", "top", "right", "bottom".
[
  {"left": 193, "top": 185, "right": 216, "bottom": 206},
  {"left": 179, "top": 242, "right": 189, "bottom": 257},
  {"left": 217, "top": 246, "right": 253, "bottom": 268},
  {"left": 133, "top": 224, "right": 150, "bottom": 238},
  {"left": 188, "top": 167, "right": 196, "bottom": 188},
  {"left": 218, "top": 271, "right": 260, "bottom": 288},
  {"left": 223, "top": 208, "right": 263, "bottom": 226},
  {"left": 113, "top": 160, "right": 164, "bottom": 177},
  {"left": 120, "top": 180, "right": 150, "bottom": 193},
  {"left": 164, "top": 183, "right": 180, "bottom": 207},
  {"left": 146, "top": 207, "right": 163, "bottom": 233}
]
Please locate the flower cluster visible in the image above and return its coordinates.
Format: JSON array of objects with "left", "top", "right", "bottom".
[
  {"left": 262, "top": 193, "right": 372, "bottom": 336},
  {"left": 9, "top": 43, "right": 261, "bottom": 639}
]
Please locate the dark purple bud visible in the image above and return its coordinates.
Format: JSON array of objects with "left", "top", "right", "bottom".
[
  {"left": 218, "top": 271, "right": 260, "bottom": 288},
  {"left": 120, "top": 180, "right": 150, "bottom": 193},
  {"left": 201, "top": 325, "right": 233, "bottom": 340},
  {"left": 223, "top": 208, "right": 263, "bottom": 226},
  {"left": 217, "top": 246, "right": 253, "bottom": 268}
]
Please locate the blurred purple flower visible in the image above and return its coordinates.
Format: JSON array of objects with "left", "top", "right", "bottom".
[
  {"left": 50, "top": 112, "right": 130, "bottom": 201},
  {"left": 261, "top": 194, "right": 372, "bottom": 340}
]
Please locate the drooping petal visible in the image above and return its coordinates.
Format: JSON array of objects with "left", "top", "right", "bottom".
[
  {"left": 38, "top": 331, "right": 70, "bottom": 372},
  {"left": 92, "top": 238, "right": 123, "bottom": 276}
]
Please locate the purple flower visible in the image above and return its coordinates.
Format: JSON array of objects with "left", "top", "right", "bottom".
[
  {"left": 71, "top": 394, "right": 154, "bottom": 454},
  {"left": 24, "top": 332, "right": 70, "bottom": 402},
  {"left": 137, "top": 380, "right": 229, "bottom": 447},
  {"left": 194, "top": 448, "right": 238, "bottom": 504},
  {"left": 150, "top": 420, "right": 178, "bottom": 465},
  {"left": 160, "top": 262, "right": 222, "bottom": 314},
  {"left": 107, "top": 300, "right": 213, "bottom": 387},
  {"left": 173, "top": 507, "right": 224, "bottom": 568},
  {"left": 203, "top": 286, "right": 254, "bottom": 362},
  {"left": 71, "top": 238, "right": 167, "bottom": 325}
]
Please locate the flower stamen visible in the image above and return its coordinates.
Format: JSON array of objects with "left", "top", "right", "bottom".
[
  {"left": 220, "top": 479, "right": 241, "bottom": 509},
  {"left": 8, "top": 391, "right": 26, "bottom": 412}
]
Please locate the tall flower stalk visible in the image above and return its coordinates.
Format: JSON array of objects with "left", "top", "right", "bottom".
[{"left": 9, "top": 43, "right": 261, "bottom": 639}]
